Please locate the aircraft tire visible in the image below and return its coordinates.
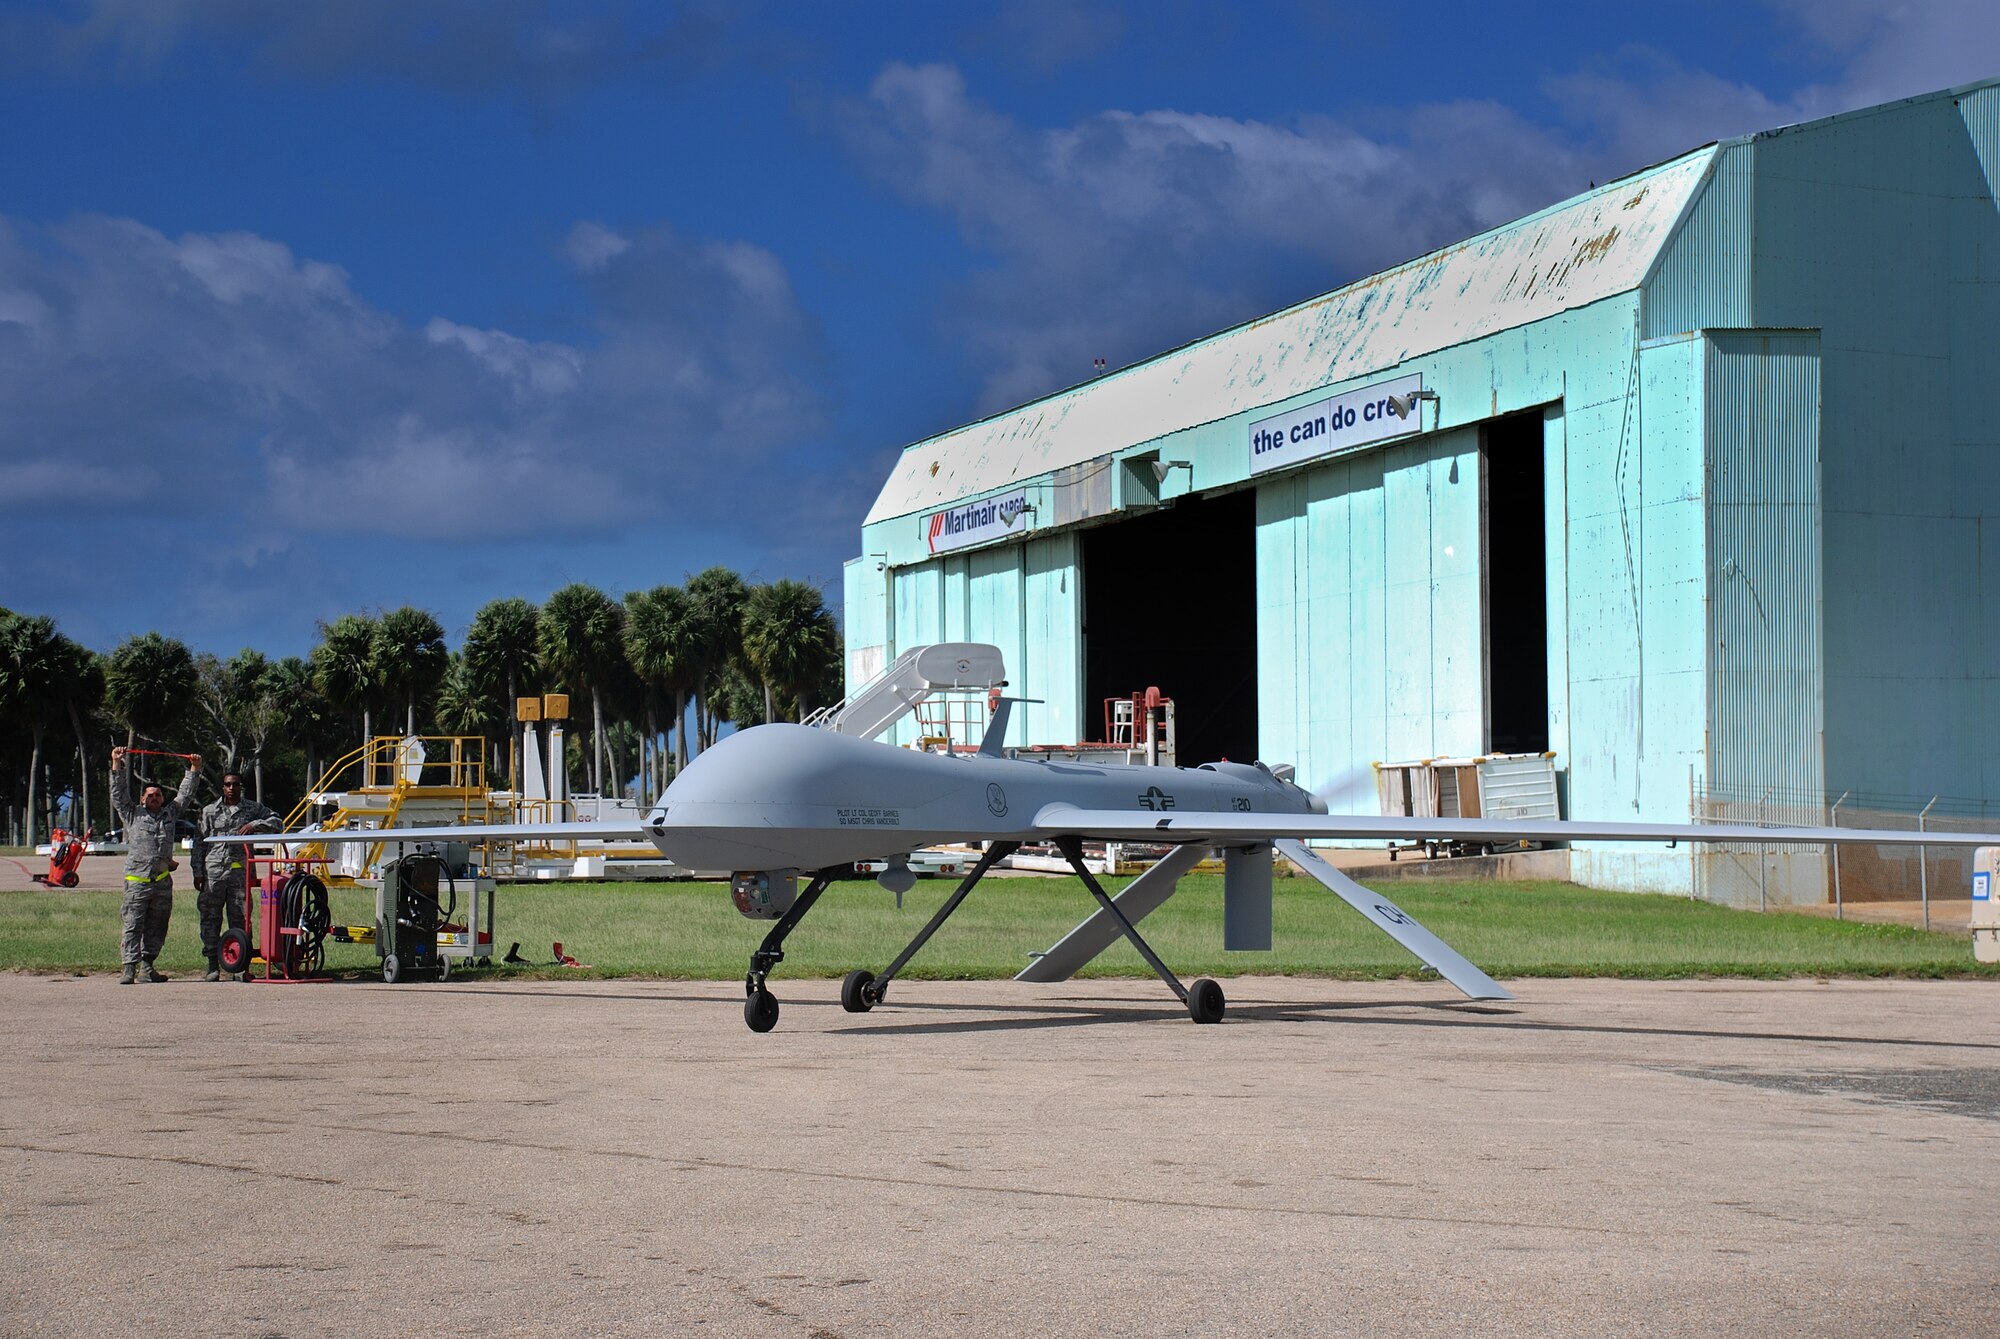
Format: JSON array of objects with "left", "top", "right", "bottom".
[
  {"left": 840, "top": 969, "right": 877, "bottom": 1013},
  {"left": 745, "top": 988, "right": 780, "bottom": 1033},
  {"left": 1187, "top": 978, "right": 1226, "bottom": 1025}
]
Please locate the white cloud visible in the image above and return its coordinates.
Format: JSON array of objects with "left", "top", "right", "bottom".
[
  {"left": 0, "top": 212, "right": 827, "bottom": 541},
  {"left": 561, "top": 221, "right": 631, "bottom": 273},
  {"left": 838, "top": 62, "right": 1588, "bottom": 413}
]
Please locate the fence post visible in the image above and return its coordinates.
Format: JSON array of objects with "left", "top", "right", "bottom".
[
  {"left": 1688, "top": 765, "right": 1699, "bottom": 900},
  {"left": 1758, "top": 789, "right": 1771, "bottom": 913},
  {"left": 1919, "top": 796, "right": 1936, "bottom": 931},
  {"left": 1830, "top": 792, "right": 1847, "bottom": 920}
]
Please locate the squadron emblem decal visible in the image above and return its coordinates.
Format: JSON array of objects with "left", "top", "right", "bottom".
[{"left": 986, "top": 783, "right": 1008, "bottom": 817}]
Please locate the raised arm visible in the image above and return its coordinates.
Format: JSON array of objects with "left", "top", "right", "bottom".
[
  {"left": 174, "top": 757, "right": 202, "bottom": 809},
  {"left": 108, "top": 749, "right": 135, "bottom": 824}
]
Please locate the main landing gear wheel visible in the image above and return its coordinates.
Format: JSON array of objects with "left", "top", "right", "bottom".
[
  {"left": 1187, "top": 978, "right": 1226, "bottom": 1025},
  {"left": 217, "top": 929, "right": 252, "bottom": 976},
  {"left": 840, "top": 969, "right": 878, "bottom": 1014},
  {"left": 382, "top": 953, "right": 404, "bottom": 985},
  {"left": 745, "top": 988, "right": 780, "bottom": 1033}
]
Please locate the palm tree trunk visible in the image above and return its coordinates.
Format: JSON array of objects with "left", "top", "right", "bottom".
[
  {"left": 407, "top": 696, "right": 415, "bottom": 737},
  {"left": 66, "top": 700, "right": 90, "bottom": 835},
  {"left": 591, "top": 687, "right": 605, "bottom": 794},
  {"left": 643, "top": 709, "right": 658, "bottom": 805},
  {"left": 505, "top": 669, "right": 519, "bottom": 787},
  {"left": 25, "top": 726, "right": 45, "bottom": 847},
  {"left": 673, "top": 689, "right": 687, "bottom": 769},
  {"left": 762, "top": 680, "right": 774, "bottom": 725}
]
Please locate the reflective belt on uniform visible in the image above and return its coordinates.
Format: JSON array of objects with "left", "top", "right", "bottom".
[
  {"left": 228, "top": 862, "right": 242, "bottom": 870},
  {"left": 125, "top": 874, "right": 159, "bottom": 883}
]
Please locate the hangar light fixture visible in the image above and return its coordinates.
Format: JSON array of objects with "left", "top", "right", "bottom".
[
  {"left": 1387, "top": 388, "right": 1440, "bottom": 422},
  {"left": 1152, "top": 459, "right": 1193, "bottom": 484}
]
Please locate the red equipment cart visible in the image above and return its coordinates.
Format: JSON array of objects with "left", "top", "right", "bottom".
[
  {"left": 31, "top": 826, "right": 91, "bottom": 888},
  {"left": 217, "top": 849, "right": 334, "bottom": 983}
]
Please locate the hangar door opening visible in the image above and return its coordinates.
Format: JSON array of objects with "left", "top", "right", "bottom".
[
  {"left": 1081, "top": 488, "right": 1257, "bottom": 766},
  {"left": 1483, "top": 411, "right": 1550, "bottom": 755}
]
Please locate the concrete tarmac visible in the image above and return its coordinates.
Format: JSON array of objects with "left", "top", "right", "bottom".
[{"left": 2, "top": 972, "right": 1997, "bottom": 1337}]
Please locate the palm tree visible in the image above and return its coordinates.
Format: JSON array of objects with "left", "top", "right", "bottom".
[
  {"left": 685, "top": 566, "right": 749, "bottom": 752},
  {"left": 434, "top": 651, "right": 502, "bottom": 779},
  {"left": 225, "top": 649, "right": 285, "bottom": 801},
  {"left": 264, "top": 655, "right": 336, "bottom": 795},
  {"left": 538, "top": 583, "right": 625, "bottom": 794},
  {"left": 311, "top": 614, "right": 380, "bottom": 754},
  {"left": 742, "top": 580, "right": 841, "bottom": 724},
  {"left": 52, "top": 639, "right": 104, "bottom": 834},
  {"left": 104, "top": 631, "right": 198, "bottom": 751},
  {"left": 103, "top": 631, "right": 198, "bottom": 830},
  {"left": 0, "top": 613, "right": 65, "bottom": 845},
  {"left": 371, "top": 606, "right": 449, "bottom": 736},
  {"left": 464, "top": 597, "right": 541, "bottom": 783},
  {"left": 624, "top": 584, "right": 697, "bottom": 784}
]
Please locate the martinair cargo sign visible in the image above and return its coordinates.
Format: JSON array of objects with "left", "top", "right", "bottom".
[
  {"left": 925, "top": 489, "right": 1031, "bottom": 555},
  {"left": 1247, "top": 374, "right": 1425, "bottom": 476}
]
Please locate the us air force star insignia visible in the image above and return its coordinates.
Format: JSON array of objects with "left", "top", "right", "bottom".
[{"left": 986, "top": 783, "right": 1008, "bottom": 817}]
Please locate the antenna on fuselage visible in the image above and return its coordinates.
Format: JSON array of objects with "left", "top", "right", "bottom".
[{"left": 977, "top": 696, "right": 1044, "bottom": 757}]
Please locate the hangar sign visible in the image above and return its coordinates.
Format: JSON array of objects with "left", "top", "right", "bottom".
[
  {"left": 926, "top": 489, "right": 1031, "bottom": 555},
  {"left": 1247, "top": 375, "right": 1426, "bottom": 476}
]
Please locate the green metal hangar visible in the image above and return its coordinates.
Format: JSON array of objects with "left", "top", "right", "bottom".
[{"left": 845, "top": 78, "right": 2000, "bottom": 897}]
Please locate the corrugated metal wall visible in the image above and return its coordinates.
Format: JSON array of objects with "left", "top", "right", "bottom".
[
  {"left": 1642, "top": 143, "right": 1754, "bottom": 339},
  {"left": 1748, "top": 89, "right": 2000, "bottom": 806},
  {"left": 1699, "top": 331, "right": 1826, "bottom": 905},
  {"left": 1704, "top": 331, "right": 1825, "bottom": 800}
]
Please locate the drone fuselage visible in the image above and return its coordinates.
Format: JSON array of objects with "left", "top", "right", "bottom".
[{"left": 644, "top": 723, "right": 1322, "bottom": 874}]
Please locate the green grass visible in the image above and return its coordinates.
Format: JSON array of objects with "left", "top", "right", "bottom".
[{"left": 2, "top": 873, "right": 1993, "bottom": 982}]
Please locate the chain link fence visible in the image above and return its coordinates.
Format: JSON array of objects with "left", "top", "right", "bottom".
[{"left": 1691, "top": 784, "right": 1999, "bottom": 927}]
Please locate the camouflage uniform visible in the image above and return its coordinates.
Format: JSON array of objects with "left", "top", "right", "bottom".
[
  {"left": 111, "top": 757, "right": 199, "bottom": 970},
  {"left": 192, "top": 793, "right": 281, "bottom": 969}
]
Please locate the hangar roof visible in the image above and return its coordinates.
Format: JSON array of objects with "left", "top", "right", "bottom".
[{"left": 865, "top": 145, "right": 1714, "bottom": 527}]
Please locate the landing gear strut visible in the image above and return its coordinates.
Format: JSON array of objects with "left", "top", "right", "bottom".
[
  {"left": 839, "top": 842, "right": 1021, "bottom": 1015},
  {"left": 741, "top": 872, "right": 834, "bottom": 1033},
  {"left": 1053, "top": 836, "right": 1224, "bottom": 1024}
]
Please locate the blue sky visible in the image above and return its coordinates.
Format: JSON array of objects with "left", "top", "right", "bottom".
[{"left": 1, "top": 0, "right": 1993, "bottom": 658}]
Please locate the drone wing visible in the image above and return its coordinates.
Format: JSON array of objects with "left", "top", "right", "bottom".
[
  {"left": 199, "top": 821, "right": 650, "bottom": 846},
  {"left": 1029, "top": 804, "right": 2000, "bottom": 1002},
  {"left": 1031, "top": 806, "right": 2000, "bottom": 850}
]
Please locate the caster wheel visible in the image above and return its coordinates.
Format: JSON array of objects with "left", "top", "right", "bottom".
[
  {"left": 476, "top": 957, "right": 492, "bottom": 969},
  {"left": 218, "top": 929, "right": 252, "bottom": 976},
  {"left": 437, "top": 957, "right": 451, "bottom": 982},
  {"left": 745, "top": 988, "right": 780, "bottom": 1033},
  {"left": 61, "top": 872, "right": 79, "bottom": 888},
  {"left": 840, "top": 969, "right": 878, "bottom": 1013},
  {"left": 383, "top": 953, "right": 404, "bottom": 985},
  {"left": 1187, "top": 978, "right": 1226, "bottom": 1025}
]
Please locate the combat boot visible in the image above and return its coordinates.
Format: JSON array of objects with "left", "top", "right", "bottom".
[
  {"left": 140, "top": 961, "right": 169, "bottom": 984},
  {"left": 203, "top": 956, "right": 221, "bottom": 983},
  {"left": 118, "top": 964, "right": 136, "bottom": 985}
]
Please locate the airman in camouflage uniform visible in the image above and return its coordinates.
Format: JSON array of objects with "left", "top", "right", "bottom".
[
  {"left": 110, "top": 747, "right": 201, "bottom": 984},
  {"left": 192, "top": 771, "right": 281, "bottom": 981}
]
